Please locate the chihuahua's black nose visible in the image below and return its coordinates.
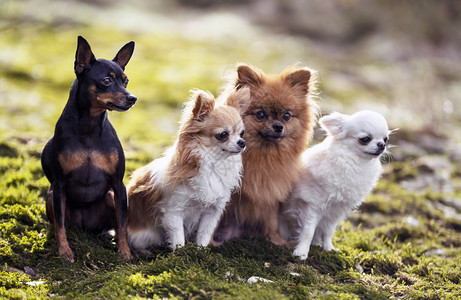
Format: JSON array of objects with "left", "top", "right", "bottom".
[
  {"left": 272, "top": 123, "right": 283, "bottom": 133},
  {"left": 127, "top": 94, "right": 137, "bottom": 104},
  {"left": 377, "top": 142, "right": 385, "bottom": 152},
  {"left": 237, "top": 139, "right": 246, "bottom": 149}
]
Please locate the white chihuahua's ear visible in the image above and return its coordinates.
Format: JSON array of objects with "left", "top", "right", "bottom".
[
  {"left": 225, "top": 87, "right": 251, "bottom": 115},
  {"left": 319, "top": 112, "right": 349, "bottom": 138},
  {"left": 191, "top": 90, "right": 215, "bottom": 121}
]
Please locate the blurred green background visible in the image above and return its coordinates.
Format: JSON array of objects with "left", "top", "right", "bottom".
[{"left": 2, "top": 0, "right": 460, "bottom": 158}]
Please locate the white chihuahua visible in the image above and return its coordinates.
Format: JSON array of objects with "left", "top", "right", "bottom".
[
  {"left": 280, "top": 110, "right": 389, "bottom": 260},
  {"left": 127, "top": 88, "right": 249, "bottom": 251}
]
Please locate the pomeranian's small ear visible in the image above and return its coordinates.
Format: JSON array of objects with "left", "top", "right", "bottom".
[
  {"left": 191, "top": 91, "right": 215, "bottom": 121},
  {"left": 285, "top": 68, "right": 311, "bottom": 94},
  {"left": 225, "top": 87, "right": 251, "bottom": 114},
  {"left": 319, "top": 112, "right": 348, "bottom": 138},
  {"left": 235, "top": 64, "right": 262, "bottom": 89}
]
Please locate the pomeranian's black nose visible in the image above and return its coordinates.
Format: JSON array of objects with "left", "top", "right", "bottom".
[
  {"left": 272, "top": 123, "right": 283, "bottom": 133},
  {"left": 237, "top": 139, "right": 246, "bottom": 149},
  {"left": 127, "top": 93, "right": 137, "bottom": 104}
]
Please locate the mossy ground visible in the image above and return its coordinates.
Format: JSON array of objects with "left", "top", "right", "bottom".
[
  {"left": 1, "top": 1, "right": 461, "bottom": 299},
  {"left": 2, "top": 141, "right": 460, "bottom": 299}
]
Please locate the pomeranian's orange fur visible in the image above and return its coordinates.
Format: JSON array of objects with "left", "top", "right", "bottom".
[{"left": 214, "top": 63, "right": 318, "bottom": 245}]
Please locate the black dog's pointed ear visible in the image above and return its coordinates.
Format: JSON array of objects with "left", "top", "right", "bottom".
[
  {"left": 74, "top": 36, "right": 95, "bottom": 75},
  {"left": 113, "top": 41, "right": 135, "bottom": 70}
]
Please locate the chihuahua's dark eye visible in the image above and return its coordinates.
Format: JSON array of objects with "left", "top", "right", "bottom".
[
  {"left": 282, "top": 112, "right": 292, "bottom": 121},
  {"left": 255, "top": 110, "right": 267, "bottom": 121},
  {"left": 124, "top": 78, "right": 129, "bottom": 87},
  {"left": 215, "top": 131, "right": 229, "bottom": 142},
  {"left": 240, "top": 130, "right": 245, "bottom": 138},
  {"left": 383, "top": 137, "right": 388, "bottom": 144},
  {"left": 101, "top": 77, "right": 112, "bottom": 86},
  {"left": 359, "top": 136, "right": 372, "bottom": 145}
]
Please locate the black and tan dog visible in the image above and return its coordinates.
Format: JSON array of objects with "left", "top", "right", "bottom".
[{"left": 41, "top": 36, "right": 136, "bottom": 262}]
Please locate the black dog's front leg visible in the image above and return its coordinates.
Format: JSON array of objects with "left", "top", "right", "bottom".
[
  {"left": 52, "top": 181, "right": 75, "bottom": 263},
  {"left": 111, "top": 179, "right": 132, "bottom": 260}
]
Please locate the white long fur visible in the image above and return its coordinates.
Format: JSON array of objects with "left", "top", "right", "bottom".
[
  {"left": 128, "top": 144, "right": 242, "bottom": 250},
  {"left": 280, "top": 110, "right": 389, "bottom": 259}
]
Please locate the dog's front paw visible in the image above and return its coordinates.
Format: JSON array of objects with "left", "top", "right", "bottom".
[
  {"left": 59, "top": 246, "right": 75, "bottom": 263},
  {"left": 322, "top": 241, "right": 337, "bottom": 252},
  {"left": 169, "top": 242, "right": 184, "bottom": 251},
  {"left": 196, "top": 236, "right": 211, "bottom": 247},
  {"left": 293, "top": 246, "right": 309, "bottom": 260},
  {"left": 286, "top": 241, "right": 298, "bottom": 249},
  {"left": 119, "top": 248, "right": 133, "bottom": 261},
  {"left": 269, "top": 232, "right": 288, "bottom": 246}
]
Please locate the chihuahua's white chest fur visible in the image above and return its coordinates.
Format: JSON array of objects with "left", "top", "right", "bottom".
[
  {"left": 189, "top": 149, "right": 242, "bottom": 206},
  {"left": 129, "top": 147, "right": 242, "bottom": 250},
  {"left": 280, "top": 110, "right": 389, "bottom": 260},
  {"left": 299, "top": 141, "right": 382, "bottom": 207}
]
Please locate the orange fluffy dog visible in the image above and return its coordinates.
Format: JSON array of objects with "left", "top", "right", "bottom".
[{"left": 214, "top": 63, "right": 318, "bottom": 245}]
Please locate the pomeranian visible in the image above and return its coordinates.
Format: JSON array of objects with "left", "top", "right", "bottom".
[
  {"left": 127, "top": 88, "right": 249, "bottom": 251},
  {"left": 214, "top": 63, "right": 318, "bottom": 245},
  {"left": 279, "top": 110, "right": 390, "bottom": 259}
]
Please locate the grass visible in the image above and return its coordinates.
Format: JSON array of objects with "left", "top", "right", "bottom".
[
  {"left": 1, "top": 129, "right": 460, "bottom": 299},
  {"left": 1, "top": 0, "right": 461, "bottom": 298}
]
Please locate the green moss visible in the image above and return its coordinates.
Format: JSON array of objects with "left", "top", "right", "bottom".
[
  {"left": 0, "top": 269, "right": 50, "bottom": 299},
  {"left": 387, "top": 161, "right": 420, "bottom": 182},
  {"left": 0, "top": 142, "right": 18, "bottom": 157},
  {"left": 0, "top": 139, "right": 460, "bottom": 300},
  {"left": 357, "top": 252, "right": 401, "bottom": 276},
  {"left": 306, "top": 247, "right": 354, "bottom": 275}
]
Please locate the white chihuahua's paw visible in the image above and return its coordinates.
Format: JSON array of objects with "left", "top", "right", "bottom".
[
  {"left": 169, "top": 242, "right": 185, "bottom": 251},
  {"left": 322, "top": 241, "right": 337, "bottom": 252},
  {"left": 196, "top": 235, "right": 211, "bottom": 247},
  {"left": 324, "top": 246, "right": 338, "bottom": 252},
  {"left": 293, "top": 246, "right": 309, "bottom": 260},
  {"left": 293, "top": 250, "right": 309, "bottom": 260},
  {"left": 311, "top": 240, "right": 322, "bottom": 247}
]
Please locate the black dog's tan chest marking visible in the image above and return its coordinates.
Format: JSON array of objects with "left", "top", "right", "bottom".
[{"left": 58, "top": 151, "right": 118, "bottom": 175}]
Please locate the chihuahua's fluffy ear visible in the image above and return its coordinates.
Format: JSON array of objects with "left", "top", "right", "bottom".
[
  {"left": 190, "top": 90, "right": 215, "bottom": 121},
  {"left": 225, "top": 87, "right": 251, "bottom": 114},
  {"left": 319, "top": 112, "right": 349, "bottom": 139},
  {"left": 235, "top": 64, "right": 263, "bottom": 89}
]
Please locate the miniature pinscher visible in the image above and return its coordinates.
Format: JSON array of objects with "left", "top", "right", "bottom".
[{"left": 41, "top": 36, "right": 136, "bottom": 262}]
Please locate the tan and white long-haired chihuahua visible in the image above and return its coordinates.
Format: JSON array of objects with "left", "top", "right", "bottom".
[{"left": 127, "top": 88, "right": 248, "bottom": 251}]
